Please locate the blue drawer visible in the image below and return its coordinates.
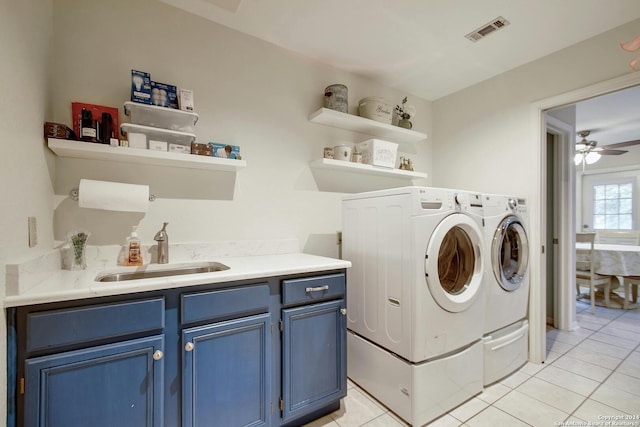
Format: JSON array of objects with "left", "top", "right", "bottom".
[
  {"left": 27, "top": 297, "right": 165, "bottom": 353},
  {"left": 282, "top": 274, "right": 345, "bottom": 305},
  {"left": 181, "top": 284, "right": 269, "bottom": 325}
]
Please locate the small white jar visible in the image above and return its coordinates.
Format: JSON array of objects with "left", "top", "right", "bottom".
[{"left": 333, "top": 145, "right": 352, "bottom": 161}]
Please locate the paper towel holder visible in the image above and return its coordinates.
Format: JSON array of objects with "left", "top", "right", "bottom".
[{"left": 69, "top": 188, "right": 157, "bottom": 202}]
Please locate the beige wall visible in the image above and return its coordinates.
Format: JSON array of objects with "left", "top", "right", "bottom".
[
  {"left": 3, "top": 0, "right": 640, "bottom": 420},
  {"left": 49, "top": 0, "right": 432, "bottom": 256},
  {"left": 431, "top": 18, "right": 640, "bottom": 360},
  {"left": 431, "top": 19, "right": 639, "bottom": 196},
  {"left": 1, "top": 0, "right": 431, "bottom": 420},
  {"left": 1, "top": 0, "right": 54, "bottom": 422},
  {"left": 0, "top": 0, "right": 55, "bottom": 279}
]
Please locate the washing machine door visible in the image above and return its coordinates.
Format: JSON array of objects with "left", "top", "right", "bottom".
[
  {"left": 424, "top": 213, "right": 484, "bottom": 313},
  {"left": 492, "top": 215, "right": 529, "bottom": 291}
]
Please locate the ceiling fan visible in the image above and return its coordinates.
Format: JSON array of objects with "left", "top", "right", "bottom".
[{"left": 574, "top": 130, "right": 640, "bottom": 166}]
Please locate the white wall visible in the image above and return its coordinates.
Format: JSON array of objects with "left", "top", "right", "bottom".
[
  {"left": 0, "top": 0, "right": 55, "bottom": 278},
  {"left": 432, "top": 19, "right": 640, "bottom": 196},
  {"left": 49, "top": 0, "right": 432, "bottom": 256},
  {"left": 0, "top": 0, "right": 54, "bottom": 422},
  {"left": 432, "top": 18, "right": 640, "bottom": 360}
]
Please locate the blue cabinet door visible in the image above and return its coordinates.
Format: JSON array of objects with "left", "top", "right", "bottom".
[
  {"left": 24, "top": 335, "right": 164, "bottom": 427},
  {"left": 182, "top": 313, "right": 271, "bottom": 427},
  {"left": 281, "top": 299, "right": 347, "bottom": 423}
]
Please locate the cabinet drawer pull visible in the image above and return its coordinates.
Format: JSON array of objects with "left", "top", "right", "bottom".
[
  {"left": 340, "top": 308, "right": 347, "bottom": 315},
  {"left": 306, "top": 285, "right": 329, "bottom": 293},
  {"left": 153, "top": 350, "right": 163, "bottom": 361},
  {"left": 185, "top": 342, "right": 195, "bottom": 352}
]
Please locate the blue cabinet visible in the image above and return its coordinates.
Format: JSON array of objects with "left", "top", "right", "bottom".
[
  {"left": 281, "top": 300, "right": 347, "bottom": 424},
  {"left": 24, "top": 335, "right": 164, "bottom": 427},
  {"left": 12, "top": 271, "right": 347, "bottom": 427},
  {"left": 279, "top": 274, "right": 347, "bottom": 425},
  {"left": 180, "top": 284, "right": 271, "bottom": 427},
  {"left": 182, "top": 313, "right": 271, "bottom": 427}
]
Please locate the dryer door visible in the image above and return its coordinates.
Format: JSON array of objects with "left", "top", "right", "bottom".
[
  {"left": 424, "top": 213, "right": 484, "bottom": 313},
  {"left": 492, "top": 215, "right": 529, "bottom": 291}
]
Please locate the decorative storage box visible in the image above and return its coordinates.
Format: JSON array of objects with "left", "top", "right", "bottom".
[
  {"left": 357, "top": 139, "right": 398, "bottom": 168},
  {"left": 358, "top": 97, "right": 393, "bottom": 124},
  {"left": 71, "top": 102, "right": 119, "bottom": 143},
  {"left": 209, "top": 143, "right": 240, "bottom": 159}
]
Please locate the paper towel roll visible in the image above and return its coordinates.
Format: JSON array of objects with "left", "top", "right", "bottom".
[{"left": 78, "top": 179, "right": 149, "bottom": 212}]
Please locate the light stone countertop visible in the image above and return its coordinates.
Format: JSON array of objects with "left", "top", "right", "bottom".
[{"left": 4, "top": 240, "right": 351, "bottom": 308}]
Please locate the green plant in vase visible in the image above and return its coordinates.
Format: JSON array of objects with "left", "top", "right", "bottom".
[{"left": 69, "top": 231, "right": 89, "bottom": 270}]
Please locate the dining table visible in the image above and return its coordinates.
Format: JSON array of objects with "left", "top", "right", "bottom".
[{"left": 576, "top": 242, "right": 640, "bottom": 309}]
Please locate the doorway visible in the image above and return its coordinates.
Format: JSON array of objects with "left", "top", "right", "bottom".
[
  {"left": 544, "top": 116, "right": 576, "bottom": 331},
  {"left": 530, "top": 73, "right": 640, "bottom": 364}
]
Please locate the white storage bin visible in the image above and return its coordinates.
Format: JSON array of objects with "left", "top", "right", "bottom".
[
  {"left": 121, "top": 123, "right": 196, "bottom": 147},
  {"left": 358, "top": 97, "right": 393, "bottom": 124},
  {"left": 357, "top": 139, "right": 398, "bottom": 168},
  {"left": 124, "top": 101, "right": 199, "bottom": 133}
]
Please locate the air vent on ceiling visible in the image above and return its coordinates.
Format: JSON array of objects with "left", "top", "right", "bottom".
[{"left": 465, "top": 16, "right": 510, "bottom": 42}]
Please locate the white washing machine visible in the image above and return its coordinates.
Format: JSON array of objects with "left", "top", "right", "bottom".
[
  {"left": 342, "top": 186, "right": 485, "bottom": 426},
  {"left": 481, "top": 194, "right": 530, "bottom": 386}
]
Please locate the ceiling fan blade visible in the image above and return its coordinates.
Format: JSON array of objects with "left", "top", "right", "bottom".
[
  {"left": 599, "top": 139, "right": 640, "bottom": 150},
  {"left": 598, "top": 149, "right": 628, "bottom": 155}
]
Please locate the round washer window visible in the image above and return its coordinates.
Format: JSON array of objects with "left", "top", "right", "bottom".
[
  {"left": 493, "top": 216, "right": 529, "bottom": 291},
  {"left": 424, "top": 213, "right": 484, "bottom": 313},
  {"left": 438, "top": 226, "right": 475, "bottom": 295}
]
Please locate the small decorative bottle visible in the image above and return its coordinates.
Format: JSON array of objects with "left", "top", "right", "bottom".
[{"left": 126, "top": 226, "right": 143, "bottom": 266}]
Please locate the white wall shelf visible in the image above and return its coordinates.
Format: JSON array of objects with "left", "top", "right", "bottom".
[
  {"left": 311, "top": 158, "right": 427, "bottom": 179},
  {"left": 308, "top": 108, "right": 427, "bottom": 145},
  {"left": 47, "top": 138, "right": 246, "bottom": 172},
  {"left": 310, "top": 158, "right": 427, "bottom": 193}
]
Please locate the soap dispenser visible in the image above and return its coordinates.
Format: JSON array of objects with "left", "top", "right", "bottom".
[{"left": 126, "top": 226, "right": 143, "bottom": 266}]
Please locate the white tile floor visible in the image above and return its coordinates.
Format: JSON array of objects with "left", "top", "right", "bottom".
[{"left": 305, "top": 302, "right": 640, "bottom": 426}]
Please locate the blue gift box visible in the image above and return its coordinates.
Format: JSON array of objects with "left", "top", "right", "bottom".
[
  {"left": 209, "top": 143, "right": 240, "bottom": 159},
  {"left": 131, "top": 70, "right": 152, "bottom": 104},
  {"left": 150, "top": 81, "right": 178, "bottom": 109}
]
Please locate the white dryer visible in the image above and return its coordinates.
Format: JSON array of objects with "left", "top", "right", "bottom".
[
  {"left": 343, "top": 186, "right": 485, "bottom": 426},
  {"left": 481, "top": 194, "right": 530, "bottom": 386}
]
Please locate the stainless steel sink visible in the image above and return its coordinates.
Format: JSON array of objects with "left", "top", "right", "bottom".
[{"left": 96, "top": 262, "right": 230, "bottom": 282}]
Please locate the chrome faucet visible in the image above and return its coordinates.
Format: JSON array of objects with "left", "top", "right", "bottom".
[{"left": 154, "top": 222, "right": 169, "bottom": 264}]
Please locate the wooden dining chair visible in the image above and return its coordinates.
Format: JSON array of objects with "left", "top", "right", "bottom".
[
  {"left": 596, "top": 230, "right": 640, "bottom": 245},
  {"left": 576, "top": 232, "right": 612, "bottom": 313},
  {"left": 619, "top": 276, "right": 640, "bottom": 310}
]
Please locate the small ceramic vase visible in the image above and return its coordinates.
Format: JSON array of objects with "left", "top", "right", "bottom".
[{"left": 398, "top": 118, "right": 413, "bottom": 129}]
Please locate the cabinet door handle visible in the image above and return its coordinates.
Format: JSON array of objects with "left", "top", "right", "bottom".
[
  {"left": 340, "top": 308, "right": 347, "bottom": 315},
  {"left": 153, "top": 350, "right": 163, "bottom": 361},
  {"left": 306, "top": 285, "right": 329, "bottom": 293},
  {"left": 185, "top": 342, "right": 195, "bottom": 352}
]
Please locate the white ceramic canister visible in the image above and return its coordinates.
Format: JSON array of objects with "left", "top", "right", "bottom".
[
  {"left": 333, "top": 145, "right": 352, "bottom": 161},
  {"left": 358, "top": 97, "right": 393, "bottom": 124}
]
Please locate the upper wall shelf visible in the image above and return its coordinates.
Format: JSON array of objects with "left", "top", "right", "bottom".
[
  {"left": 47, "top": 138, "right": 246, "bottom": 172},
  {"left": 308, "top": 108, "right": 427, "bottom": 144},
  {"left": 309, "top": 158, "right": 427, "bottom": 193},
  {"left": 310, "top": 158, "right": 427, "bottom": 179}
]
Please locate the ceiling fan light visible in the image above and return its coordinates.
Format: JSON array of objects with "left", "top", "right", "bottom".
[
  {"left": 585, "top": 151, "right": 601, "bottom": 164},
  {"left": 574, "top": 153, "right": 583, "bottom": 165}
]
